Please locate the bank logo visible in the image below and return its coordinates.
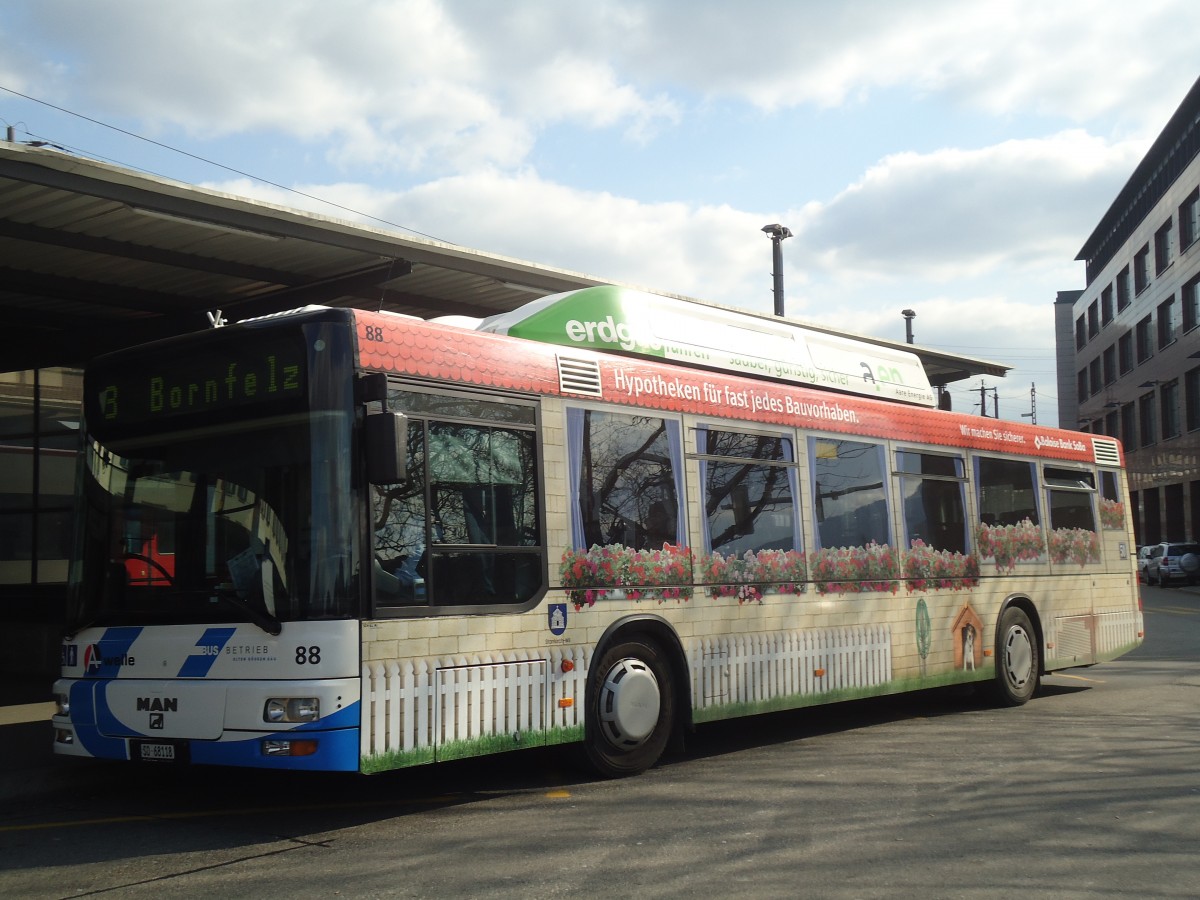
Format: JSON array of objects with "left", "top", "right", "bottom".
[
  {"left": 82, "top": 643, "right": 135, "bottom": 672},
  {"left": 548, "top": 603, "right": 567, "bottom": 636}
]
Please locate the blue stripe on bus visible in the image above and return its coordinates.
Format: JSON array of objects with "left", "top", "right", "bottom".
[{"left": 176, "top": 627, "right": 238, "bottom": 678}]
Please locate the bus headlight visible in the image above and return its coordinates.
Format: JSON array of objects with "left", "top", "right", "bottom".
[
  {"left": 55, "top": 691, "right": 70, "bottom": 716},
  {"left": 264, "top": 698, "right": 320, "bottom": 723}
]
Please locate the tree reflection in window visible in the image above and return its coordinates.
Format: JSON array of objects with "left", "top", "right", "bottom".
[
  {"left": 701, "top": 430, "right": 798, "bottom": 557},
  {"left": 571, "top": 409, "right": 682, "bottom": 550}
]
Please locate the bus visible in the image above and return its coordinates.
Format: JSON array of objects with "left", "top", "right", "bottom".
[{"left": 53, "top": 285, "right": 1143, "bottom": 776}]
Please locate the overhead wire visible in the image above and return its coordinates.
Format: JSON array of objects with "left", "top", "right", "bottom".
[{"left": 0, "top": 84, "right": 451, "bottom": 244}]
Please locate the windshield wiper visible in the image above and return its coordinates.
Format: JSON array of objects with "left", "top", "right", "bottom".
[{"left": 212, "top": 586, "right": 282, "bottom": 636}]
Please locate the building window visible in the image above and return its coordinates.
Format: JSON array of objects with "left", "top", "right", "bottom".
[
  {"left": 1100, "top": 285, "right": 1114, "bottom": 326},
  {"left": 1105, "top": 409, "right": 1119, "bottom": 437},
  {"left": 1075, "top": 315, "right": 1086, "bottom": 350},
  {"left": 1088, "top": 358, "right": 1102, "bottom": 396},
  {"left": 1161, "top": 378, "right": 1180, "bottom": 440},
  {"left": 1186, "top": 366, "right": 1200, "bottom": 433},
  {"left": 1181, "top": 188, "right": 1199, "bottom": 251},
  {"left": 1087, "top": 300, "right": 1099, "bottom": 338},
  {"left": 1155, "top": 218, "right": 1173, "bottom": 275},
  {"left": 1134, "top": 244, "right": 1150, "bottom": 294},
  {"left": 1136, "top": 315, "right": 1153, "bottom": 363},
  {"left": 1116, "top": 265, "right": 1131, "bottom": 310},
  {"left": 0, "top": 368, "right": 83, "bottom": 588},
  {"left": 1184, "top": 275, "right": 1200, "bottom": 334},
  {"left": 1139, "top": 391, "right": 1157, "bottom": 447},
  {"left": 1102, "top": 344, "right": 1116, "bottom": 385},
  {"left": 1118, "top": 331, "right": 1133, "bottom": 375},
  {"left": 1121, "top": 402, "right": 1137, "bottom": 450},
  {"left": 1158, "top": 295, "right": 1177, "bottom": 349},
  {"left": 1077, "top": 369, "right": 1088, "bottom": 404}
]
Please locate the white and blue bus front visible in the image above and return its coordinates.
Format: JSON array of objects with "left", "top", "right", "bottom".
[{"left": 54, "top": 310, "right": 366, "bottom": 771}]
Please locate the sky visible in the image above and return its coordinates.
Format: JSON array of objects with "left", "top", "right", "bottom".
[{"left": 1, "top": 0, "right": 1198, "bottom": 426}]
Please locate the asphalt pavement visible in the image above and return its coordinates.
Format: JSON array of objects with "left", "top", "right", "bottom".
[{"left": 3, "top": 582, "right": 1194, "bottom": 803}]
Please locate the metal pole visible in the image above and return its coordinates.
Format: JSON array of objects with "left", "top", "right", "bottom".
[
  {"left": 771, "top": 237, "right": 785, "bottom": 316},
  {"left": 762, "top": 224, "right": 793, "bottom": 317}
]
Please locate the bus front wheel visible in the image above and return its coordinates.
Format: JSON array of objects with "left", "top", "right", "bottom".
[
  {"left": 991, "top": 606, "right": 1039, "bottom": 706},
  {"left": 584, "top": 637, "right": 674, "bottom": 778}
]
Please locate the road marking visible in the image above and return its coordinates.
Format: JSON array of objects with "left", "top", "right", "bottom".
[{"left": 1053, "top": 672, "right": 1105, "bottom": 684}]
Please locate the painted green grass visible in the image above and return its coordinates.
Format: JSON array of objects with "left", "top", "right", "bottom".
[
  {"left": 692, "top": 667, "right": 994, "bottom": 724},
  {"left": 361, "top": 724, "right": 585, "bottom": 773},
  {"left": 361, "top": 668, "right": 1011, "bottom": 772}
]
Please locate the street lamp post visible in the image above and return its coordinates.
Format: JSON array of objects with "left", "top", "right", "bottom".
[
  {"left": 762, "top": 223, "right": 793, "bottom": 317},
  {"left": 901, "top": 309, "right": 916, "bottom": 344}
]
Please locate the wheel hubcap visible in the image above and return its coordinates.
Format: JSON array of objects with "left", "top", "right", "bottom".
[
  {"left": 598, "top": 658, "right": 660, "bottom": 748},
  {"left": 1004, "top": 625, "right": 1033, "bottom": 689}
]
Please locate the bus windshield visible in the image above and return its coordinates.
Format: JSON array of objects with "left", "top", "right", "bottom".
[{"left": 69, "top": 410, "right": 359, "bottom": 632}]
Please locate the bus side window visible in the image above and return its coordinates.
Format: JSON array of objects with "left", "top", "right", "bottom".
[{"left": 372, "top": 425, "right": 428, "bottom": 605}]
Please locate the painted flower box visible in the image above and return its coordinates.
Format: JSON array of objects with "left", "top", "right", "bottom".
[
  {"left": 1049, "top": 527, "right": 1101, "bottom": 566},
  {"left": 1099, "top": 498, "right": 1125, "bottom": 530},
  {"left": 697, "top": 548, "right": 808, "bottom": 604},
  {"left": 808, "top": 542, "right": 900, "bottom": 595},
  {"left": 903, "top": 539, "right": 980, "bottom": 592},
  {"left": 559, "top": 543, "right": 693, "bottom": 609},
  {"left": 974, "top": 518, "right": 1046, "bottom": 572}
]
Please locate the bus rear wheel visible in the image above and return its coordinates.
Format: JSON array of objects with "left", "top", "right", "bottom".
[
  {"left": 991, "top": 606, "right": 1039, "bottom": 706},
  {"left": 584, "top": 637, "right": 674, "bottom": 778}
]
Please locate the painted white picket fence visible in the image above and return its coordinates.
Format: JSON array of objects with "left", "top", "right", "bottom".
[
  {"left": 1095, "top": 608, "right": 1141, "bottom": 655},
  {"left": 361, "top": 646, "right": 590, "bottom": 758},
  {"left": 688, "top": 625, "right": 892, "bottom": 710},
  {"left": 361, "top": 627, "right": 892, "bottom": 759}
]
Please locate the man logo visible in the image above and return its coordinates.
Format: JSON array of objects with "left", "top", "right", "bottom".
[
  {"left": 137, "top": 697, "right": 178, "bottom": 712},
  {"left": 149, "top": 713, "right": 164, "bottom": 730}
]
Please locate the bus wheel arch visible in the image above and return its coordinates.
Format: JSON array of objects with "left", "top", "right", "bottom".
[
  {"left": 583, "top": 616, "right": 691, "bottom": 777},
  {"left": 990, "top": 597, "right": 1042, "bottom": 707}
]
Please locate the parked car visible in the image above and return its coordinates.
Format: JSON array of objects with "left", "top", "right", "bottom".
[
  {"left": 1145, "top": 542, "right": 1200, "bottom": 587},
  {"left": 1137, "top": 545, "right": 1154, "bottom": 582}
]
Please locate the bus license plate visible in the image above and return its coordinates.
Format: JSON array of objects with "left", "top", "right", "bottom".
[{"left": 134, "top": 741, "right": 179, "bottom": 762}]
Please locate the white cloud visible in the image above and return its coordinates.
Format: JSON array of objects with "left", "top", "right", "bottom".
[
  {"left": 787, "top": 130, "right": 1148, "bottom": 284},
  {"left": 603, "top": 0, "right": 1199, "bottom": 131}
]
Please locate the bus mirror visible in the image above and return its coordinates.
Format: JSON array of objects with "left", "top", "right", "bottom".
[
  {"left": 357, "top": 372, "right": 389, "bottom": 405},
  {"left": 365, "top": 412, "right": 408, "bottom": 484}
]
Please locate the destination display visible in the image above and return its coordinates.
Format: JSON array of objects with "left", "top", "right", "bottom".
[{"left": 86, "top": 331, "right": 308, "bottom": 434}]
